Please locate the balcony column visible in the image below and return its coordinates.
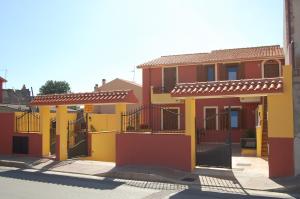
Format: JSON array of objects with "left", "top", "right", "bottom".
[
  {"left": 56, "top": 105, "right": 68, "bottom": 160},
  {"left": 39, "top": 106, "right": 50, "bottom": 157},
  {"left": 185, "top": 98, "right": 196, "bottom": 171},
  {"left": 267, "top": 65, "right": 294, "bottom": 177},
  {"left": 115, "top": 103, "right": 127, "bottom": 132}
]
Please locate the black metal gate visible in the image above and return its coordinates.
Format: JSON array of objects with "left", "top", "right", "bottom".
[
  {"left": 50, "top": 118, "right": 56, "bottom": 155},
  {"left": 196, "top": 108, "right": 232, "bottom": 168},
  {"left": 67, "top": 113, "right": 88, "bottom": 158},
  {"left": 121, "top": 105, "right": 184, "bottom": 133}
]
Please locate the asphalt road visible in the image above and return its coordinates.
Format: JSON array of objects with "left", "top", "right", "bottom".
[{"left": 0, "top": 166, "right": 297, "bottom": 199}]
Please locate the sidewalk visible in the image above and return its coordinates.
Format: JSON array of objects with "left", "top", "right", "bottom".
[{"left": 0, "top": 155, "right": 299, "bottom": 194}]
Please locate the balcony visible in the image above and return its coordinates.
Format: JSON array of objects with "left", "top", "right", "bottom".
[{"left": 151, "top": 86, "right": 183, "bottom": 104}]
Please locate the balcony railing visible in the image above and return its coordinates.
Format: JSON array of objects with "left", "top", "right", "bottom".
[{"left": 152, "top": 86, "right": 172, "bottom": 94}]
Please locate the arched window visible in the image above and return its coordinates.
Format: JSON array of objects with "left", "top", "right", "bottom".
[{"left": 262, "top": 60, "right": 281, "bottom": 78}]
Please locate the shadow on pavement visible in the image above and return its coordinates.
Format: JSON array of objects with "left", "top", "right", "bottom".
[
  {"left": 0, "top": 168, "right": 123, "bottom": 190},
  {"left": 169, "top": 189, "right": 276, "bottom": 199}
]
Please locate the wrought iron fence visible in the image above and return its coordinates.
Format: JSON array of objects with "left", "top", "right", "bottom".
[
  {"left": 121, "top": 105, "right": 184, "bottom": 133},
  {"left": 15, "top": 111, "right": 40, "bottom": 132}
]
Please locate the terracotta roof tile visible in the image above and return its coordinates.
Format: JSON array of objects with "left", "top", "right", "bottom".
[
  {"left": 30, "top": 90, "right": 138, "bottom": 106},
  {"left": 170, "top": 77, "right": 283, "bottom": 98},
  {"left": 137, "top": 45, "right": 284, "bottom": 68}
]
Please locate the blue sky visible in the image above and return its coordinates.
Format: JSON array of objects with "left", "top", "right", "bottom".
[{"left": 0, "top": 0, "right": 283, "bottom": 93}]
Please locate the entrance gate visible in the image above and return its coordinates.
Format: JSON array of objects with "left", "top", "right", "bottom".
[
  {"left": 50, "top": 118, "right": 56, "bottom": 155},
  {"left": 196, "top": 108, "right": 232, "bottom": 168},
  {"left": 67, "top": 113, "right": 88, "bottom": 158}
]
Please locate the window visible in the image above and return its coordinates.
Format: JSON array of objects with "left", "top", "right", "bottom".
[
  {"left": 204, "top": 107, "right": 217, "bottom": 130},
  {"left": 230, "top": 110, "right": 239, "bottom": 128},
  {"left": 227, "top": 66, "right": 238, "bottom": 80},
  {"left": 263, "top": 60, "right": 280, "bottom": 78},
  {"left": 162, "top": 108, "right": 179, "bottom": 130},
  {"left": 207, "top": 65, "right": 215, "bottom": 81},
  {"left": 163, "top": 67, "right": 177, "bottom": 92},
  {"left": 220, "top": 107, "right": 242, "bottom": 130}
]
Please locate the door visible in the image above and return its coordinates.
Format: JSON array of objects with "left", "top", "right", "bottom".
[
  {"left": 162, "top": 108, "right": 179, "bottom": 130},
  {"left": 163, "top": 67, "right": 177, "bottom": 92}
]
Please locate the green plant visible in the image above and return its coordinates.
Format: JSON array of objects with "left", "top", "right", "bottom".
[
  {"left": 243, "top": 128, "right": 256, "bottom": 138},
  {"left": 126, "top": 126, "right": 135, "bottom": 131}
]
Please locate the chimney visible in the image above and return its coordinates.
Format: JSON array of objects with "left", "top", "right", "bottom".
[
  {"left": 102, "top": 79, "right": 106, "bottom": 86},
  {"left": 94, "top": 84, "right": 98, "bottom": 92}
]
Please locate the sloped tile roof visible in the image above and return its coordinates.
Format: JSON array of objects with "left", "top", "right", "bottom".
[
  {"left": 0, "top": 76, "right": 7, "bottom": 82},
  {"left": 137, "top": 45, "right": 284, "bottom": 68},
  {"left": 170, "top": 77, "right": 283, "bottom": 98},
  {"left": 30, "top": 90, "right": 138, "bottom": 106}
]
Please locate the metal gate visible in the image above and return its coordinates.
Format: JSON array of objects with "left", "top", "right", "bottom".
[
  {"left": 67, "top": 114, "right": 88, "bottom": 158},
  {"left": 50, "top": 118, "right": 56, "bottom": 155},
  {"left": 196, "top": 108, "right": 233, "bottom": 168}
]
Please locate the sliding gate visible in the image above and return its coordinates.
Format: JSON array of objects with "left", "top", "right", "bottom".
[{"left": 196, "top": 108, "right": 233, "bottom": 168}]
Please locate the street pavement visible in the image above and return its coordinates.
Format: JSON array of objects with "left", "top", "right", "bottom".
[{"left": 0, "top": 166, "right": 298, "bottom": 199}]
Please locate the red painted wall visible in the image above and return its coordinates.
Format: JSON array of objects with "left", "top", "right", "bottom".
[
  {"left": 0, "top": 113, "right": 42, "bottom": 156},
  {"left": 178, "top": 65, "right": 197, "bottom": 83},
  {"left": 0, "top": 81, "right": 3, "bottom": 103},
  {"left": 269, "top": 138, "right": 294, "bottom": 177},
  {"left": 0, "top": 113, "right": 14, "bottom": 154},
  {"left": 116, "top": 133, "right": 191, "bottom": 171}
]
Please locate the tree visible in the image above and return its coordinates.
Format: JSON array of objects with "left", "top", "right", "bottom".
[{"left": 39, "top": 80, "right": 71, "bottom": 95}]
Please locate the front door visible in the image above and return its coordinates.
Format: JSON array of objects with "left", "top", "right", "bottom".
[{"left": 162, "top": 108, "right": 179, "bottom": 130}]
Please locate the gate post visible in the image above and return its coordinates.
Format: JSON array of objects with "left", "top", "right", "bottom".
[
  {"left": 56, "top": 105, "right": 68, "bottom": 161},
  {"left": 40, "top": 106, "right": 50, "bottom": 157},
  {"left": 267, "top": 65, "right": 294, "bottom": 177},
  {"left": 185, "top": 98, "right": 196, "bottom": 171}
]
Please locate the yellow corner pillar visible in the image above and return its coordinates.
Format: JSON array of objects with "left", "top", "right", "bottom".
[
  {"left": 115, "top": 103, "right": 127, "bottom": 132},
  {"left": 268, "top": 65, "right": 294, "bottom": 138},
  {"left": 185, "top": 98, "right": 196, "bottom": 171},
  {"left": 56, "top": 105, "right": 68, "bottom": 161},
  {"left": 267, "top": 65, "right": 295, "bottom": 177},
  {"left": 40, "top": 106, "right": 51, "bottom": 157}
]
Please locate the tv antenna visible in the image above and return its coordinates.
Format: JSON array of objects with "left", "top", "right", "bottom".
[{"left": 131, "top": 66, "right": 135, "bottom": 82}]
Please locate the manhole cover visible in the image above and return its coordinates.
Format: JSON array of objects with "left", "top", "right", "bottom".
[{"left": 181, "top": 177, "right": 196, "bottom": 182}]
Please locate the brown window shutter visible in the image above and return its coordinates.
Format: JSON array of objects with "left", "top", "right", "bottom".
[
  {"left": 238, "top": 63, "right": 245, "bottom": 79},
  {"left": 197, "top": 65, "right": 206, "bottom": 82},
  {"left": 238, "top": 109, "right": 243, "bottom": 129},
  {"left": 218, "top": 63, "right": 225, "bottom": 80}
]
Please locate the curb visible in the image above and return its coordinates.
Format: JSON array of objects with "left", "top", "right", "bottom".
[{"left": 0, "top": 160, "right": 30, "bottom": 169}]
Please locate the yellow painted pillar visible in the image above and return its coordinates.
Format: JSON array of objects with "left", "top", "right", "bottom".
[
  {"left": 115, "top": 103, "right": 127, "bottom": 132},
  {"left": 267, "top": 65, "right": 294, "bottom": 177},
  {"left": 256, "top": 105, "right": 263, "bottom": 157},
  {"left": 185, "top": 98, "right": 196, "bottom": 171},
  {"left": 40, "top": 106, "right": 51, "bottom": 157},
  {"left": 56, "top": 105, "right": 68, "bottom": 161}
]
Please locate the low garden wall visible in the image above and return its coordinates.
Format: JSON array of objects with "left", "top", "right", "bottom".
[{"left": 116, "top": 133, "right": 191, "bottom": 171}]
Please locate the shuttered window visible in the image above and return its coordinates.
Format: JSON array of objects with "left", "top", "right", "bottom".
[
  {"left": 197, "top": 65, "right": 215, "bottom": 82},
  {"left": 205, "top": 108, "right": 217, "bottom": 130},
  {"left": 163, "top": 67, "right": 177, "bottom": 92},
  {"left": 264, "top": 64, "right": 280, "bottom": 78}
]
